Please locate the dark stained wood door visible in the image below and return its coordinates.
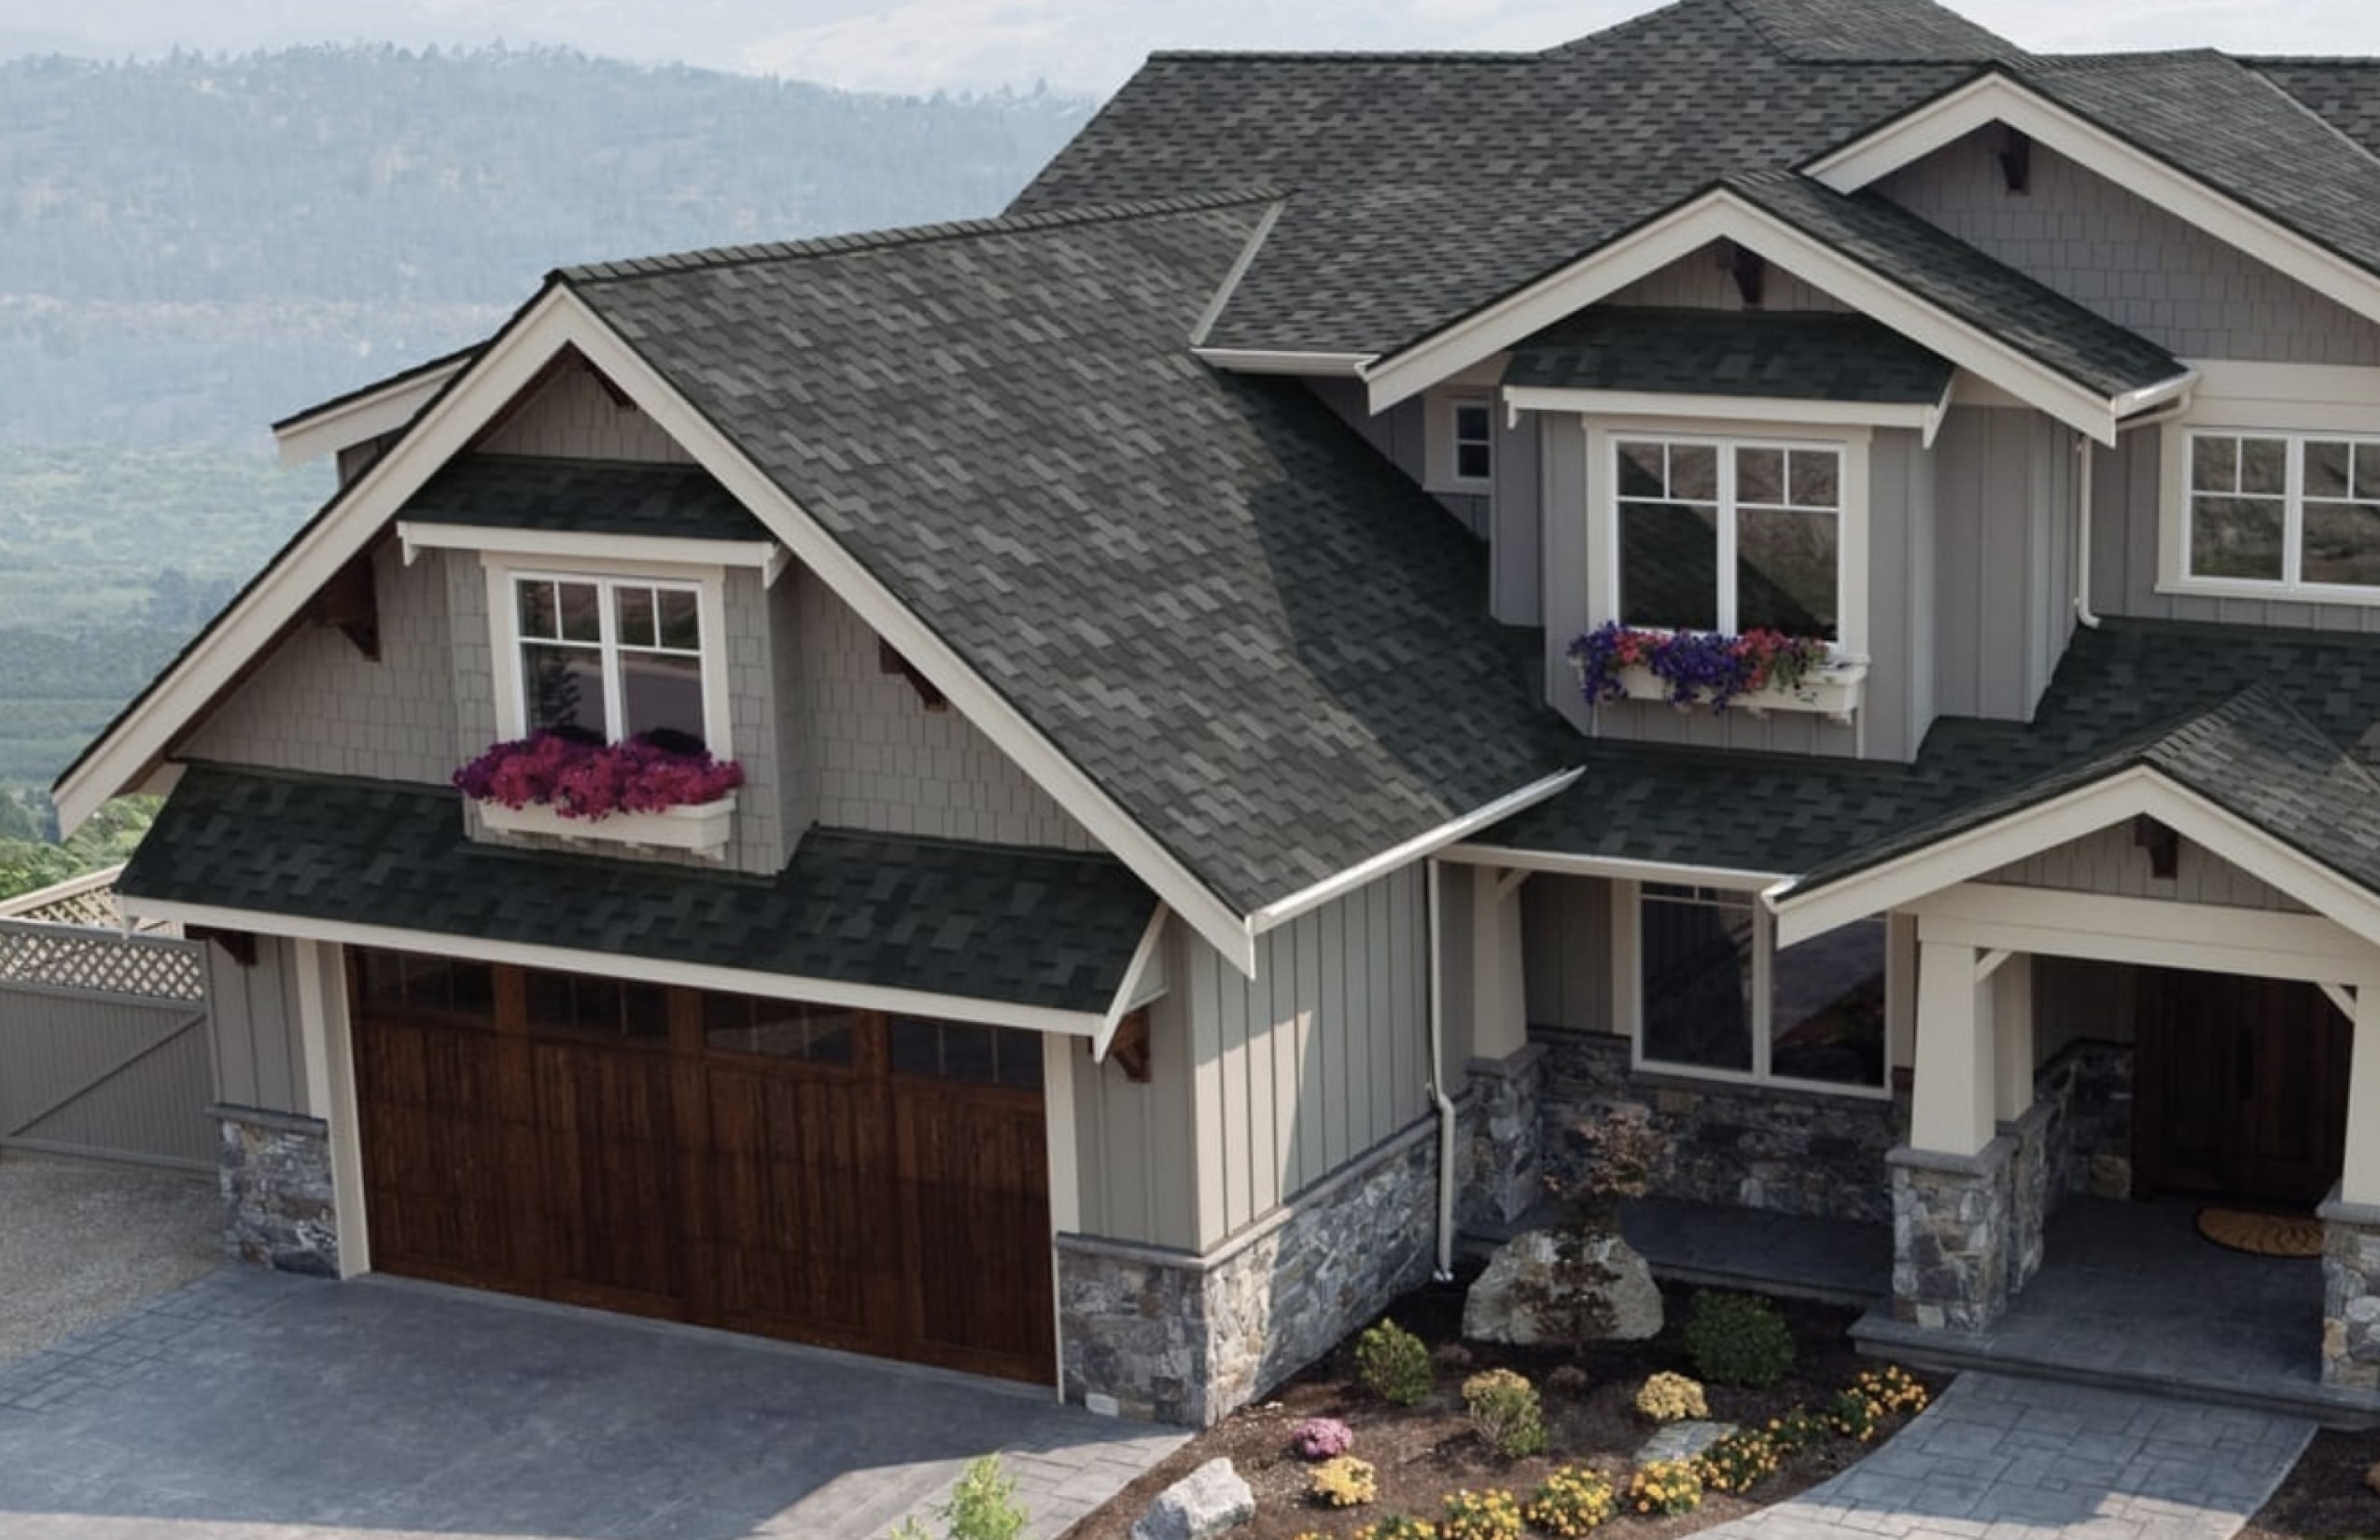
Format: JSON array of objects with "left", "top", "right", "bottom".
[
  {"left": 349, "top": 949, "right": 1055, "bottom": 1381},
  {"left": 2135, "top": 968, "right": 2351, "bottom": 1209}
]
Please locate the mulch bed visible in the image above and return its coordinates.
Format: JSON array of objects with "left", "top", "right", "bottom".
[
  {"left": 1064, "top": 1273, "right": 1939, "bottom": 1540},
  {"left": 2239, "top": 1427, "right": 2380, "bottom": 1540}
]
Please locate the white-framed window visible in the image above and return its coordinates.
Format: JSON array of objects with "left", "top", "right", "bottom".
[
  {"left": 1616, "top": 880, "right": 1891, "bottom": 1096},
  {"left": 1453, "top": 398, "right": 1494, "bottom": 483},
  {"left": 483, "top": 554, "right": 734, "bottom": 757},
  {"left": 1613, "top": 434, "right": 1844, "bottom": 641},
  {"left": 1424, "top": 386, "right": 1499, "bottom": 494},
  {"left": 2181, "top": 429, "right": 2380, "bottom": 594}
]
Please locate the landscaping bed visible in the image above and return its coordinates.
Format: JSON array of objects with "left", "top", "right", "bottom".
[
  {"left": 1064, "top": 1271, "right": 1940, "bottom": 1540},
  {"left": 2240, "top": 1428, "right": 2380, "bottom": 1540}
]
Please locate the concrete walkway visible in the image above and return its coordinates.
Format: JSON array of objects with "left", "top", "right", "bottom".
[
  {"left": 1709, "top": 1372, "right": 2314, "bottom": 1540},
  {"left": 0, "top": 1267, "right": 1183, "bottom": 1539}
]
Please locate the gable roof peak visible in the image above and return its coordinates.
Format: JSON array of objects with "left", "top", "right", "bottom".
[{"left": 1548, "top": 0, "right": 2023, "bottom": 66}]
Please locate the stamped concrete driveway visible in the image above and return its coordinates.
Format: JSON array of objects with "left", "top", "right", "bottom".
[{"left": 0, "top": 1269, "right": 1183, "bottom": 1540}]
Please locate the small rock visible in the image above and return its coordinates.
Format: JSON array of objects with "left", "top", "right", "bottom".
[
  {"left": 1636, "top": 1420, "right": 1738, "bottom": 1465},
  {"left": 2365, "top": 1460, "right": 2380, "bottom": 1498},
  {"left": 1463, "top": 1228, "right": 1663, "bottom": 1343},
  {"left": 1130, "top": 1458, "right": 1255, "bottom": 1540}
]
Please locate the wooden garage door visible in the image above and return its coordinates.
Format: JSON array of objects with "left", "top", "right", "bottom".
[{"left": 349, "top": 949, "right": 1054, "bottom": 1382}]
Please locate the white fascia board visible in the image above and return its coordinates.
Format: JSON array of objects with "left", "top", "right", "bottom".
[
  {"left": 122, "top": 897, "right": 1110, "bottom": 1037},
  {"left": 1191, "top": 347, "right": 1375, "bottom": 377},
  {"left": 1437, "top": 843, "right": 1789, "bottom": 890},
  {"left": 1503, "top": 385, "right": 1938, "bottom": 434},
  {"left": 396, "top": 523, "right": 786, "bottom": 581},
  {"left": 547, "top": 293, "right": 1263, "bottom": 976},
  {"left": 2112, "top": 370, "right": 2199, "bottom": 418},
  {"left": 55, "top": 287, "right": 583, "bottom": 836},
  {"left": 1911, "top": 883, "right": 2380, "bottom": 987},
  {"left": 1769, "top": 765, "right": 2380, "bottom": 951},
  {"left": 273, "top": 358, "right": 471, "bottom": 469},
  {"left": 1245, "top": 768, "right": 1584, "bottom": 935},
  {"left": 1363, "top": 192, "right": 2121, "bottom": 443},
  {"left": 1806, "top": 74, "right": 2380, "bottom": 329},
  {"left": 1093, "top": 906, "right": 1171, "bottom": 1061}
]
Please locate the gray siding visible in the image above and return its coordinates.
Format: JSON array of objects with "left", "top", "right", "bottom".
[
  {"left": 1183, "top": 865, "right": 1430, "bottom": 1248},
  {"left": 1306, "top": 377, "right": 1494, "bottom": 538},
  {"left": 1520, "top": 873, "right": 1612, "bottom": 1032},
  {"left": 1877, "top": 133, "right": 2380, "bottom": 367},
  {"left": 0, "top": 988, "right": 215, "bottom": 1169},
  {"left": 1866, "top": 426, "right": 1935, "bottom": 759},
  {"left": 1541, "top": 414, "right": 1590, "bottom": 726},
  {"left": 2091, "top": 430, "right": 2380, "bottom": 633},
  {"left": 478, "top": 361, "right": 694, "bottom": 462},
  {"left": 1071, "top": 925, "right": 1200, "bottom": 1249},
  {"left": 1493, "top": 410, "right": 1543, "bottom": 625},
  {"left": 1932, "top": 406, "right": 2074, "bottom": 722},
  {"left": 791, "top": 565, "right": 1096, "bottom": 849},
  {"left": 1982, "top": 825, "right": 2309, "bottom": 914},
  {"left": 207, "top": 933, "right": 308, "bottom": 1116},
  {"left": 1603, "top": 242, "right": 1849, "bottom": 313},
  {"left": 182, "top": 541, "right": 457, "bottom": 785}
]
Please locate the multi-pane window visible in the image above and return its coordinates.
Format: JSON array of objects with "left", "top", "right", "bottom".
[
  {"left": 1616, "top": 438, "right": 1841, "bottom": 640},
  {"left": 1453, "top": 399, "right": 1494, "bottom": 483},
  {"left": 1637, "top": 885, "right": 1886, "bottom": 1091},
  {"left": 702, "top": 995, "right": 856, "bottom": 1065},
  {"left": 2187, "top": 432, "right": 2380, "bottom": 591},
  {"left": 515, "top": 576, "right": 707, "bottom": 748}
]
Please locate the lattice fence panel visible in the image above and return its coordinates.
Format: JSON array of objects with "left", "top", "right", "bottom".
[
  {"left": 0, "top": 920, "right": 204, "bottom": 1002},
  {"left": 12, "top": 887, "right": 123, "bottom": 930}
]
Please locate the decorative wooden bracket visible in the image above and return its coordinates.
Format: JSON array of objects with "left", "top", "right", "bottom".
[
  {"left": 1095, "top": 1009, "right": 1153, "bottom": 1083},
  {"left": 2133, "top": 814, "right": 2178, "bottom": 880},
  {"left": 1720, "top": 241, "right": 1766, "bottom": 308},
  {"left": 878, "top": 639, "right": 947, "bottom": 711},
  {"left": 312, "top": 550, "right": 382, "bottom": 661},
  {"left": 1999, "top": 127, "right": 2032, "bottom": 194}
]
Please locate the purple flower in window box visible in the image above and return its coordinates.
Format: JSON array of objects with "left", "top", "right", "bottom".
[
  {"left": 1565, "top": 622, "right": 1829, "bottom": 713},
  {"left": 452, "top": 731, "right": 744, "bottom": 821}
]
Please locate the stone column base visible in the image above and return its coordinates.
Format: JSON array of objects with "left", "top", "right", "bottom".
[
  {"left": 1999, "top": 1100, "right": 2056, "bottom": 1298},
  {"left": 1057, "top": 1117, "right": 1438, "bottom": 1427},
  {"left": 1461, "top": 1043, "right": 1547, "bottom": 1230},
  {"left": 215, "top": 1104, "right": 339, "bottom": 1278},
  {"left": 2320, "top": 1185, "right": 2380, "bottom": 1391},
  {"left": 1888, "top": 1136, "right": 2015, "bottom": 1333}
]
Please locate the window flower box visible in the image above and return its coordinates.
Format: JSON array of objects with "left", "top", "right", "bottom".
[
  {"left": 1568, "top": 623, "right": 1866, "bottom": 722},
  {"left": 454, "top": 731, "right": 744, "bottom": 857}
]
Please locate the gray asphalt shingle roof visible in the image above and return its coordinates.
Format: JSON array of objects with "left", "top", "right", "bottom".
[
  {"left": 561, "top": 193, "right": 1577, "bottom": 917},
  {"left": 1505, "top": 307, "right": 1953, "bottom": 404},
  {"left": 118, "top": 764, "right": 1158, "bottom": 1014},
  {"left": 399, "top": 455, "right": 771, "bottom": 542}
]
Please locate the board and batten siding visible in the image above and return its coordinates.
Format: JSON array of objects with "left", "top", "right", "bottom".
[
  {"left": 1520, "top": 873, "right": 1614, "bottom": 1033},
  {"left": 1168, "top": 867, "right": 1431, "bottom": 1249},
  {"left": 1981, "top": 824, "right": 2310, "bottom": 914},
  {"left": 787, "top": 565, "right": 1096, "bottom": 851},
  {"left": 1931, "top": 405, "right": 2076, "bottom": 722},
  {"left": 208, "top": 933, "right": 311, "bottom": 1116},
  {"left": 180, "top": 541, "right": 457, "bottom": 786},
  {"left": 1876, "top": 132, "right": 2380, "bottom": 367},
  {"left": 476, "top": 360, "right": 695, "bottom": 463},
  {"left": 1070, "top": 938, "right": 1201, "bottom": 1249}
]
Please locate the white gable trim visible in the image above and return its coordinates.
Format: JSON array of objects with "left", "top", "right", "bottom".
[
  {"left": 1503, "top": 385, "right": 1952, "bottom": 447},
  {"left": 122, "top": 897, "right": 1113, "bottom": 1037},
  {"left": 1436, "top": 844, "right": 1789, "bottom": 890},
  {"left": 1094, "top": 905, "right": 1172, "bottom": 1061},
  {"left": 63, "top": 287, "right": 1275, "bottom": 973},
  {"left": 1360, "top": 189, "right": 2155, "bottom": 444},
  {"left": 1907, "top": 882, "right": 2380, "bottom": 988},
  {"left": 397, "top": 523, "right": 789, "bottom": 584},
  {"left": 273, "top": 356, "right": 473, "bottom": 469},
  {"left": 1769, "top": 764, "right": 2380, "bottom": 951},
  {"left": 1804, "top": 73, "right": 2380, "bottom": 330}
]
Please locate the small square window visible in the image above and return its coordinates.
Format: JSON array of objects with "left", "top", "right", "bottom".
[{"left": 1453, "top": 400, "right": 1494, "bottom": 483}]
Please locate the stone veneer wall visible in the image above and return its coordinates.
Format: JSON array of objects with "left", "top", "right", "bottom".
[
  {"left": 2034, "top": 1040, "right": 2135, "bottom": 1202},
  {"left": 1056, "top": 1116, "right": 1439, "bottom": 1426},
  {"left": 2319, "top": 1187, "right": 2380, "bottom": 1392},
  {"left": 1460, "top": 1046, "right": 1546, "bottom": 1231},
  {"left": 215, "top": 1105, "right": 339, "bottom": 1277},
  {"left": 1888, "top": 1137, "right": 2015, "bottom": 1331},
  {"left": 1536, "top": 1029, "right": 1906, "bottom": 1225}
]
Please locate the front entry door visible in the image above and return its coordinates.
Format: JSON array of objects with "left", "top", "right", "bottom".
[{"left": 2134, "top": 968, "right": 2350, "bottom": 1209}]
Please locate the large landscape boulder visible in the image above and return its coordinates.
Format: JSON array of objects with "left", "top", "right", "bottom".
[
  {"left": 1463, "top": 1227, "right": 1663, "bottom": 1343},
  {"left": 1129, "top": 1458, "right": 1254, "bottom": 1540}
]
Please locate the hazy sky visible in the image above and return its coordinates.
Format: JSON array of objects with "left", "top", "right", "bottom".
[{"left": 2, "top": 0, "right": 2376, "bottom": 98}]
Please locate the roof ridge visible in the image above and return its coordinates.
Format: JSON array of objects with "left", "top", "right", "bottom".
[
  {"left": 1718, "top": 0, "right": 2025, "bottom": 66},
  {"left": 556, "top": 187, "right": 1284, "bottom": 284},
  {"left": 1143, "top": 49, "right": 1533, "bottom": 64},
  {"left": 2241, "top": 55, "right": 2380, "bottom": 66}
]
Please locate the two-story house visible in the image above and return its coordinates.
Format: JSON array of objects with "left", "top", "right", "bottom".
[{"left": 58, "top": 0, "right": 2380, "bottom": 1424}]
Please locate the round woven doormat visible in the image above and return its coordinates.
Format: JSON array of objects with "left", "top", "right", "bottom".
[{"left": 2198, "top": 1207, "right": 2324, "bottom": 1258}]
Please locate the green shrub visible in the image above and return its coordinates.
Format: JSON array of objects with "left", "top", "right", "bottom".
[
  {"left": 1439, "top": 1487, "right": 1525, "bottom": 1540},
  {"left": 1762, "top": 1405, "right": 1830, "bottom": 1455},
  {"left": 889, "top": 1455, "right": 1027, "bottom": 1540},
  {"left": 1523, "top": 1463, "right": 1617, "bottom": 1536},
  {"left": 1355, "top": 1318, "right": 1434, "bottom": 1406},
  {"left": 1683, "top": 1290, "right": 1797, "bottom": 1389},
  {"left": 1826, "top": 1386, "right": 1882, "bottom": 1442},
  {"left": 1461, "top": 1368, "right": 1547, "bottom": 1459},
  {"left": 1353, "top": 1516, "right": 1440, "bottom": 1540}
]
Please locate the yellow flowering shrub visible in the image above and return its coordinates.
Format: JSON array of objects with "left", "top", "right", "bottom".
[
  {"left": 1696, "top": 1427, "right": 1784, "bottom": 1493},
  {"left": 1764, "top": 1406, "right": 1829, "bottom": 1454},
  {"left": 1522, "top": 1463, "right": 1617, "bottom": 1537},
  {"left": 1858, "top": 1364, "right": 1930, "bottom": 1417},
  {"left": 1633, "top": 1370, "right": 1708, "bottom": 1423},
  {"left": 1626, "top": 1457, "right": 1705, "bottom": 1517},
  {"left": 1309, "top": 1455, "right": 1379, "bottom": 1508},
  {"left": 1352, "top": 1517, "right": 1439, "bottom": 1540},
  {"left": 1439, "top": 1487, "right": 1524, "bottom": 1540}
]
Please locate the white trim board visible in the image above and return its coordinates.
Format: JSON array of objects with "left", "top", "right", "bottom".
[
  {"left": 397, "top": 524, "right": 789, "bottom": 586},
  {"left": 1190, "top": 347, "right": 1374, "bottom": 377},
  {"left": 274, "top": 357, "right": 473, "bottom": 469},
  {"left": 1505, "top": 385, "right": 1953, "bottom": 448},
  {"left": 1436, "top": 844, "right": 1790, "bottom": 890},
  {"left": 1804, "top": 73, "right": 2380, "bottom": 331},
  {"left": 1769, "top": 764, "right": 2380, "bottom": 952},
  {"left": 1358, "top": 189, "right": 2159, "bottom": 444},
  {"left": 1911, "top": 882, "right": 2380, "bottom": 987},
  {"left": 122, "top": 896, "right": 1119, "bottom": 1039}
]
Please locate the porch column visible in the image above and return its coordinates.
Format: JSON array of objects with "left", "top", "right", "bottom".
[
  {"left": 1991, "top": 953, "right": 2035, "bottom": 1124},
  {"left": 1891, "top": 934, "right": 2018, "bottom": 1333},
  {"left": 2320, "top": 986, "right": 2380, "bottom": 1391},
  {"left": 2344, "top": 986, "right": 2380, "bottom": 1207},
  {"left": 1461, "top": 869, "right": 1543, "bottom": 1227},
  {"left": 1910, "top": 939, "right": 1995, "bottom": 1157},
  {"left": 1469, "top": 870, "right": 1529, "bottom": 1061}
]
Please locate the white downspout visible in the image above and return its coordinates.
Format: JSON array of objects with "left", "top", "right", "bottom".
[
  {"left": 2073, "top": 431, "right": 2100, "bottom": 629},
  {"left": 1425, "top": 857, "right": 1456, "bottom": 1281}
]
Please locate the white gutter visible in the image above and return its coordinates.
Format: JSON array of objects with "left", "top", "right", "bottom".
[
  {"left": 1188, "top": 347, "right": 1376, "bottom": 377},
  {"left": 1425, "top": 857, "right": 1456, "bottom": 1281},
  {"left": 2074, "top": 431, "right": 2100, "bottom": 630}
]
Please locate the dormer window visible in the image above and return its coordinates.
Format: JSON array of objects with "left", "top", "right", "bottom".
[
  {"left": 1453, "top": 399, "right": 1494, "bottom": 483},
  {"left": 1615, "top": 435, "right": 1842, "bottom": 641},
  {"left": 1424, "top": 386, "right": 1499, "bottom": 497},
  {"left": 516, "top": 575, "right": 709, "bottom": 747}
]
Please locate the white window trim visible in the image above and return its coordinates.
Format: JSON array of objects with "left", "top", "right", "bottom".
[
  {"left": 1613, "top": 878, "right": 1896, "bottom": 1100},
  {"left": 1587, "top": 416, "right": 1870, "bottom": 657},
  {"left": 2161, "top": 422, "right": 2380, "bottom": 605},
  {"left": 481, "top": 552, "right": 735, "bottom": 759},
  {"left": 1422, "top": 371, "right": 1503, "bottom": 496}
]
